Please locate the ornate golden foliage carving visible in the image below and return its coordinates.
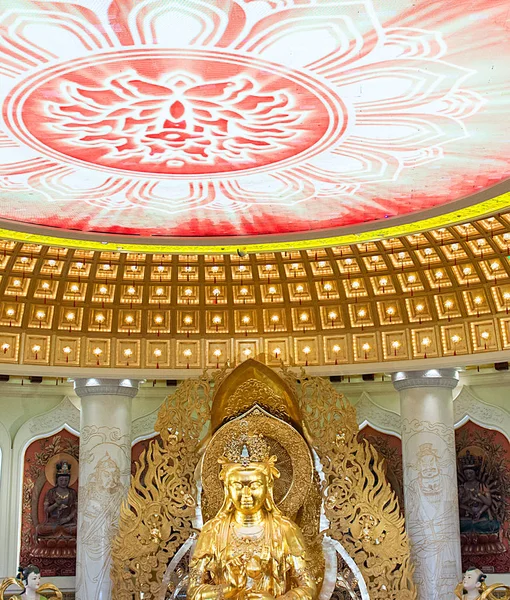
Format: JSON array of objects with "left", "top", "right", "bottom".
[
  {"left": 112, "top": 362, "right": 416, "bottom": 600},
  {"left": 279, "top": 367, "right": 416, "bottom": 600},
  {"left": 111, "top": 372, "right": 214, "bottom": 600},
  {"left": 210, "top": 360, "right": 301, "bottom": 432}
]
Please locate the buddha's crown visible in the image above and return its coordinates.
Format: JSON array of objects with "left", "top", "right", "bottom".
[
  {"left": 459, "top": 451, "right": 483, "bottom": 473},
  {"left": 220, "top": 420, "right": 272, "bottom": 467},
  {"left": 56, "top": 461, "right": 71, "bottom": 476}
]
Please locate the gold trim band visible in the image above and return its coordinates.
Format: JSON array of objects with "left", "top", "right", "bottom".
[{"left": 1, "top": 192, "right": 508, "bottom": 254}]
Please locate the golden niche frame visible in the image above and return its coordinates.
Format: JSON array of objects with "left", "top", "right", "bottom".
[{"left": 111, "top": 359, "right": 416, "bottom": 600}]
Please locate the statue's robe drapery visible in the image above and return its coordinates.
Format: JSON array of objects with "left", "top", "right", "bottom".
[
  {"left": 36, "top": 486, "right": 77, "bottom": 535},
  {"left": 188, "top": 510, "right": 317, "bottom": 600}
]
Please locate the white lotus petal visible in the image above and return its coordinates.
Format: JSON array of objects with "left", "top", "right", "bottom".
[
  {"left": 236, "top": 1, "right": 382, "bottom": 72},
  {"left": 125, "top": 0, "right": 235, "bottom": 47},
  {"left": 333, "top": 60, "right": 474, "bottom": 111},
  {"left": 0, "top": 144, "right": 39, "bottom": 164},
  {"left": 0, "top": 6, "right": 109, "bottom": 68}
]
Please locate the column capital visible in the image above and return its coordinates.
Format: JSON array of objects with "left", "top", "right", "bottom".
[
  {"left": 392, "top": 368, "right": 459, "bottom": 392},
  {"left": 73, "top": 377, "right": 142, "bottom": 399}
]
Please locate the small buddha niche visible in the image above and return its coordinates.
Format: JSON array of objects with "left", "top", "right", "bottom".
[{"left": 33, "top": 459, "right": 78, "bottom": 558}]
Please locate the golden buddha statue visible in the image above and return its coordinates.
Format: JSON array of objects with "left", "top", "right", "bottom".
[
  {"left": 187, "top": 428, "right": 318, "bottom": 600},
  {"left": 112, "top": 359, "right": 416, "bottom": 600}
]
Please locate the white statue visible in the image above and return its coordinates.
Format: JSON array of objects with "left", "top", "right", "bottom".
[
  {"left": 0, "top": 565, "right": 62, "bottom": 599},
  {"left": 455, "top": 567, "right": 510, "bottom": 599}
]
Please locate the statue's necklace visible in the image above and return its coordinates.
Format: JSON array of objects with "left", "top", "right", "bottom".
[
  {"left": 230, "top": 522, "right": 265, "bottom": 556},
  {"left": 56, "top": 490, "right": 69, "bottom": 500}
]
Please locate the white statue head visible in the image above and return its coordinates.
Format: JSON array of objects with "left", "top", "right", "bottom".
[
  {"left": 22, "top": 565, "right": 41, "bottom": 591},
  {"left": 463, "top": 568, "right": 485, "bottom": 593}
]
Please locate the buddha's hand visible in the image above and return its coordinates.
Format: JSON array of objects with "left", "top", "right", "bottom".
[{"left": 225, "top": 557, "right": 247, "bottom": 596}]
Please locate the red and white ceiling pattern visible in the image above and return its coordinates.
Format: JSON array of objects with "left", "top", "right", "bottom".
[{"left": 0, "top": 0, "right": 508, "bottom": 238}]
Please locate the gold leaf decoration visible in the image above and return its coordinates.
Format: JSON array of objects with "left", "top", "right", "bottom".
[
  {"left": 279, "top": 366, "right": 416, "bottom": 600},
  {"left": 112, "top": 363, "right": 416, "bottom": 600}
]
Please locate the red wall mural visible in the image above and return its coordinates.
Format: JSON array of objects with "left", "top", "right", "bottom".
[
  {"left": 456, "top": 421, "right": 510, "bottom": 574},
  {"left": 358, "top": 425, "right": 404, "bottom": 511},
  {"left": 20, "top": 429, "right": 79, "bottom": 577}
]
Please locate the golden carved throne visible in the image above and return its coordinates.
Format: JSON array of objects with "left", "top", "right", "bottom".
[{"left": 111, "top": 360, "right": 416, "bottom": 600}]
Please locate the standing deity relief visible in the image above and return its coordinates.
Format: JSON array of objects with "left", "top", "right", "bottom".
[
  {"left": 402, "top": 420, "right": 460, "bottom": 600},
  {"left": 76, "top": 423, "right": 131, "bottom": 600}
]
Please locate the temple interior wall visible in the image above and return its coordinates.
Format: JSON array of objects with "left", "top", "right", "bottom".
[{"left": 0, "top": 367, "right": 509, "bottom": 589}]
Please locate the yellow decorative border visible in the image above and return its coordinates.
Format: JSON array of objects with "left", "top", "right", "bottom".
[{"left": 1, "top": 192, "right": 508, "bottom": 254}]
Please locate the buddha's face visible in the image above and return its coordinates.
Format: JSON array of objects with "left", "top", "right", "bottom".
[
  {"left": 462, "top": 569, "right": 482, "bottom": 592},
  {"left": 464, "top": 469, "right": 476, "bottom": 482},
  {"left": 57, "top": 475, "right": 70, "bottom": 488},
  {"left": 26, "top": 571, "right": 41, "bottom": 590},
  {"left": 226, "top": 466, "right": 268, "bottom": 514}
]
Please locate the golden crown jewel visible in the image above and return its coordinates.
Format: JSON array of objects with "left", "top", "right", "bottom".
[{"left": 219, "top": 421, "right": 274, "bottom": 467}]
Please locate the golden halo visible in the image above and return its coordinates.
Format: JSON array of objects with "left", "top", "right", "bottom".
[
  {"left": 201, "top": 406, "right": 313, "bottom": 521},
  {"left": 44, "top": 453, "right": 79, "bottom": 486}
]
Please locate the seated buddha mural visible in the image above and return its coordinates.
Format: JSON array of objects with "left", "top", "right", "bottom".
[
  {"left": 34, "top": 459, "right": 78, "bottom": 557},
  {"left": 188, "top": 425, "right": 317, "bottom": 600}
]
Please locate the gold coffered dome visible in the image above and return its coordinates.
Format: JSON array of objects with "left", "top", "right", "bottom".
[{"left": 0, "top": 214, "right": 509, "bottom": 372}]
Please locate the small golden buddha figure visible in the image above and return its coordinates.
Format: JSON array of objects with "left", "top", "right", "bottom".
[{"left": 187, "top": 432, "right": 317, "bottom": 600}]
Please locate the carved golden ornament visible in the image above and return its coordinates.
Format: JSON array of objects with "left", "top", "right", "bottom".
[
  {"left": 201, "top": 408, "right": 313, "bottom": 522},
  {"left": 219, "top": 425, "right": 274, "bottom": 466},
  {"left": 112, "top": 360, "right": 416, "bottom": 600},
  {"left": 210, "top": 360, "right": 302, "bottom": 432},
  {"left": 0, "top": 578, "right": 62, "bottom": 599},
  {"left": 279, "top": 365, "right": 417, "bottom": 600}
]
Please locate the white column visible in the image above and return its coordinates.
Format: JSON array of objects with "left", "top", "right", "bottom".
[
  {"left": 392, "top": 369, "right": 462, "bottom": 600},
  {"left": 73, "top": 378, "right": 141, "bottom": 600}
]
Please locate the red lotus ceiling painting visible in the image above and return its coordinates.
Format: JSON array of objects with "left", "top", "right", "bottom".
[{"left": 0, "top": 0, "right": 508, "bottom": 239}]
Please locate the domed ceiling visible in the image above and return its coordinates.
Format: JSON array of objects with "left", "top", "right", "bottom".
[
  {"left": 0, "top": 0, "right": 509, "bottom": 252},
  {"left": 0, "top": 215, "right": 508, "bottom": 372}
]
